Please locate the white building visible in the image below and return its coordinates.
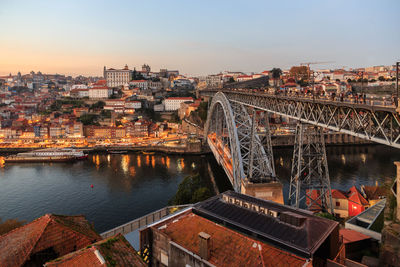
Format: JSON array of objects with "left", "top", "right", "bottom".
[
  {"left": 163, "top": 97, "right": 194, "bottom": 111},
  {"left": 104, "top": 65, "right": 131, "bottom": 87},
  {"left": 130, "top": 80, "right": 148, "bottom": 90},
  {"left": 88, "top": 86, "right": 112, "bottom": 99},
  {"left": 125, "top": 101, "right": 142, "bottom": 109},
  {"left": 154, "top": 104, "right": 164, "bottom": 112}
]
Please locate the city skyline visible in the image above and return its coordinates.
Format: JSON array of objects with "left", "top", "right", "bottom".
[{"left": 1, "top": 0, "right": 399, "bottom": 77}]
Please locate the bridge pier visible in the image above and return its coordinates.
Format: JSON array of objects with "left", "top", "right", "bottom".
[
  {"left": 288, "top": 123, "right": 334, "bottom": 214},
  {"left": 241, "top": 178, "right": 284, "bottom": 204}
]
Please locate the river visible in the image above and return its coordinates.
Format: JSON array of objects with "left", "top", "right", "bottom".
[{"left": 0, "top": 145, "right": 398, "bottom": 233}]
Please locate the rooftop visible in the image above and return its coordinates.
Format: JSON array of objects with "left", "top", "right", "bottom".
[
  {"left": 0, "top": 214, "right": 101, "bottom": 267},
  {"left": 45, "top": 233, "right": 146, "bottom": 267},
  {"left": 193, "top": 191, "right": 339, "bottom": 258},
  {"left": 156, "top": 211, "right": 309, "bottom": 267}
]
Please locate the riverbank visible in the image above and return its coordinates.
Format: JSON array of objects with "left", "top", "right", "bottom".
[
  {"left": 0, "top": 143, "right": 210, "bottom": 155},
  {"left": 0, "top": 134, "right": 374, "bottom": 155}
]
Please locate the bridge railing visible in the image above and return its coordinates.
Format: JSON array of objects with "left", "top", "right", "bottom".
[
  {"left": 100, "top": 204, "right": 192, "bottom": 238},
  {"left": 202, "top": 89, "right": 396, "bottom": 109}
]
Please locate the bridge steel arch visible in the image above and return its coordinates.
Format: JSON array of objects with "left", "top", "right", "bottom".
[
  {"left": 204, "top": 92, "right": 276, "bottom": 192},
  {"left": 202, "top": 90, "right": 400, "bottom": 149}
]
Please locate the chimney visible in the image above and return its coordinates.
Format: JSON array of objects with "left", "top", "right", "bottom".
[{"left": 198, "top": 232, "right": 211, "bottom": 260}]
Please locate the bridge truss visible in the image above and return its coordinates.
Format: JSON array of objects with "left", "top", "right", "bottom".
[
  {"left": 288, "top": 123, "right": 334, "bottom": 213},
  {"left": 204, "top": 92, "right": 276, "bottom": 192},
  {"left": 203, "top": 90, "right": 400, "bottom": 149}
]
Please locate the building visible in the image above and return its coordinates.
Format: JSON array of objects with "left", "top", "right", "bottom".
[
  {"left": 130, "top": 80, "right": 148, "bottom": 90},
  {"left": 0, "top": 214, "right": 101, "bottom": 267},
  {"left": 178, "top": 101, "right": 199, "bottom": 119},
  {"left": 205, "top": 74, "right": 223, "bottom": 88},
  {"left": 310, "top": 186, "right": 370, "bottom": 218},
  {"left": 84, "top": 126, "right": 126, "bottom": 139},
  {"left": 45, "top": 233, "right": 146, "bottom": 267},
  {"left": 163, "top": 97, "right": 194, "bottom": 111},
  {"left": 103, "top": 65, "right": 131, "bottom": 87},
  {"left": 140, "top": 191, "right": 340, "bottom": 266},
  {"left": 153, "top": 103, "right": 164, "bottom": 112},
  {"left": 88, "top": 86, "right": 112, "bottom": 99},
  {"left": 347, "top": 186, "right": 370, "bottom": 217},
  {"left": 126, "top": 120, "right": 151, "bottom": 137},
  {"left": 125, "top": 101, "right": 142, "bottom": 109}
]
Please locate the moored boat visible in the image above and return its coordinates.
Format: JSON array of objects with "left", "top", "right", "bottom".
[{"left": 4, "top": 148, "right": 88, "bottom": 163}]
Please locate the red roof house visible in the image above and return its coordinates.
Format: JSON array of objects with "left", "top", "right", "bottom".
[
  {"left": 0, "top": 214, "right": 101, "bottom": 267},
  {"left": 45, "top": 233, "right": 146, "bottom": 267},
  {"left": 347, "top": 186, "right": 369, "bottom": 217}
]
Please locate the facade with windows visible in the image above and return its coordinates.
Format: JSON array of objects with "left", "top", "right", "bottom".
[{"left": 104, "top": 65, "right": 131, "bottom": 87}]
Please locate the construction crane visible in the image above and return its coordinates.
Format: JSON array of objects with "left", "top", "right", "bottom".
[{"left": 300, "top": 61, "right": 335, "bottom": 89}]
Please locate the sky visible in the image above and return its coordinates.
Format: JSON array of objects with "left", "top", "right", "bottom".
[{"left": 0, "top": 0, "right": 399, "bottom": 77}]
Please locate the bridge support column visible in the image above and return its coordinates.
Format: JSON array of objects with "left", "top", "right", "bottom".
[
  {"left": 288, "top": 123, "right": 334, "bottom": 214},
  {"left": 241, "top": 179, "right": 284, "bottom": 204}
]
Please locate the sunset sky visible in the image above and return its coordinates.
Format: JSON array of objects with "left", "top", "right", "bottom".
[{"left": 1, "top": 0, "right": 399, "bottom": 77}]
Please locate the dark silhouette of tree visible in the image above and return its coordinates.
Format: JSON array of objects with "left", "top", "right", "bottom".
[{"left": 271, "top": 68, "right": 282, "bottom": 89}]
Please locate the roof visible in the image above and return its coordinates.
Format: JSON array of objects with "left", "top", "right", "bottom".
[
  {"left": 165, "top": 97, "right": 194, "bottom": 101},
  {"left": 331, "top": 189, "right": 347, "bottom": 199},
  {"left": 156, "top": 212, "right": 309, "bottom": 267},
  {"left": 340, "top": 229, "right": 371, "bottom": 244},
  {"left": 348, "top": 186, "right": 369, "bottom": 206},
  {"left": 193, "top": 191, "right": 338, "bottom": 258},
  {"left": 362, "top": 185, "right": 387, "bottom": 201},
  {"left": 0, "top": 214, "right": 101, "bottom": 267},
  {"left": 45, "top": 234, "right": 146, "bottom": 267}
]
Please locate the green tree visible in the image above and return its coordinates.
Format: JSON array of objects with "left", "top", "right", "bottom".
[
  {"left": 0, "top": 218, "right": 26, "bottom": 235},
  {"left": 197, "top": 101, "right": 208, "bottom": 122},
  {"left": 90, "top": 101, "right": 105, "bottom": 110},
  {"left": 79, "top": 114, "right": 99, "bottom": 125},
  {"left": 169, "top": 174, "right": 213, "bottom": 205},
  {"left": 378, "top": 76, "right": 385, "bottom": 82}
]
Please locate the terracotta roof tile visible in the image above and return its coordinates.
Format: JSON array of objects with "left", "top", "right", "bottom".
[
  {"left": 348, "top": 186, "right": 369, "bottom": 206},
  {"left": 0, "top": 214, "right": 101, "bottom": 267},
  {"left": 331, "top": 189, "right": 347, "bottom": 199},
  {"left": 340, "top": 229, "right": 371, "bottom": 244},
  {"left": 45, "top": 234, "right": 146, "bottom": 267},
  {"left": 157, "top": 212, "right": 309, "bottom": 267}
]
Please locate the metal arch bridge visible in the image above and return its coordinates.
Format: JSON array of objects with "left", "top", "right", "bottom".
[{"left": 203, "top": 89, "right": 400, "bottom": 194}]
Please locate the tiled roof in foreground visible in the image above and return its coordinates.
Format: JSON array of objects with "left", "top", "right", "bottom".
[
  {"left": 0, "top": 214, "right": 101, "bottom": 267},
  {"left": 157, "top": 212, "right": 309, "bottom": 267},
  {"left": 193, "top": 191, "right": 339, "bottom": 258},
  {"left": 45, "top": 233, "right": 146, "bottom": 267}
]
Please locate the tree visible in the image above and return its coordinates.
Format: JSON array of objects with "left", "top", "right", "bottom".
[
  {"left": 197, "top": 101, "right": 208, "bottom": 122},
  {"left": 0, "top": 217, "right": 26, "bottom": 235},
  {"left": 90, "top": 101, "right": 105, "bottom": 110},
  {"left": 79, "top": 114, "right": 99, "bottom": 125},
  {"left": 227, "top": 77, "right": 235, "bottom": 83},
  {"left": 169, "top": 174, "right": 213, "bottom": 205},
  {"left": 270, "top": 68, "right": 282, "bottom": 89},
  {"left": 378, "top": 76, "right": 385, "bottom": 82}
]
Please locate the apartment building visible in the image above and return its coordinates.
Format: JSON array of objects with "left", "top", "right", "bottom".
[
  {"left": 163, "top": 97, "right": 194, "bottom": 111},
  {"left": 104, "top": 65, "right": 131, "bottom": 87}
]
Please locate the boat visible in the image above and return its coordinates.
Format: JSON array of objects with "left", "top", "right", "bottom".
[
  {"left": 4, "top": 148, "right": 88, "bottom": 163},
  {"left": 107, "top": 150, "right": 128, "bottom": 154},
  {"left": 141, "top": 151, "right": 155, "bottom": 155}
]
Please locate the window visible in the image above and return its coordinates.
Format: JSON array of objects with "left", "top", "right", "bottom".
[{"left": 336, "top": 201, "right": 340, "bottom": 207}]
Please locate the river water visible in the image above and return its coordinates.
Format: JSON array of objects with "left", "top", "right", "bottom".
[{"left": 0, "top": 145, "right": 398, "bottom": 233}]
